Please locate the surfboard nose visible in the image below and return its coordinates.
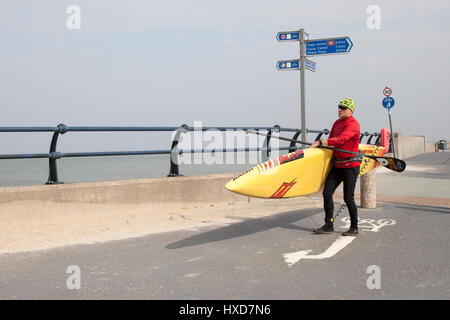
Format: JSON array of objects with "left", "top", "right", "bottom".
[
  {"left": 224, "top": 167, "right": 257, "bottom": 193},
  {"left": 224, "top": 179, "right": 240, "bottom": 193},
  {"left": 224, "top": 180, "right": 235, "bottom": 191}
]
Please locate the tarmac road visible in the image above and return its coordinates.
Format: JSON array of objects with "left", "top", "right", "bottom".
[{"left": 0, "top": 152, "right": 449, "bottom": 300}]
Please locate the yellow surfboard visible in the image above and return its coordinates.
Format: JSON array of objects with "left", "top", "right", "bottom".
[{"left": 225, "top": 144, "right": 385, "bottom": 199}]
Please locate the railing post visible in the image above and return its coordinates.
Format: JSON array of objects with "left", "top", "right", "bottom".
[
  {"left": 314, "top": 128, "right": 330, "bottom": 142},
  {"left": 360, "top": 131, "right": 369, "bottom": 143},
  {"left": 375, "top": 134, "right": 381, "bottom": 146},
  {"left": 261, "top": 129, "right": 271, "bottom": 162},
  {"left": 366, "top": 132, "right": 377, "bottom": 145},
  {"left": 261, "top": 125, "right": 280, "bottom": 162},
  {"left": 289, "top": 130, "right": 302, "bottom": 152},
  {"left": 46, "top": 124, "right": 67, "bottom": 185},
  {"left": 167, "top": 124, "right": 188, "bottom": 177}
]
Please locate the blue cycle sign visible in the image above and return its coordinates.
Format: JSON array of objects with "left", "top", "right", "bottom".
[
  {"left": 276, "top": 59, "right": 300, "bottom": 70},
  {"left": 276, "top": 59, "right": 316, "bottom": 72},
  {"left": 276, "top": 31, "right": 300, "bottom": 42},
  {"left": 382, "top": 97, "right": 395, "bottom": 109}
]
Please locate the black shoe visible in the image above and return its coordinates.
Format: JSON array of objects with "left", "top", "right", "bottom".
[
  {"left": 342, "top": 227, "right": 358, "bottom": 236},
  {"left": 313, "top": 224, "right": 334, "bottom": 234}
]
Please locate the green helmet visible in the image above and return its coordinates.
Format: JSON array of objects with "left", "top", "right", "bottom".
[{"left": 339, "top": 98, "right": 355, "bottom": 112}]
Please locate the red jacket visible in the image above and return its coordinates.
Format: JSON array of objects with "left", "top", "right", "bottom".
[{"left": 327, "top": 115, "right": 361, "bottom": 168}]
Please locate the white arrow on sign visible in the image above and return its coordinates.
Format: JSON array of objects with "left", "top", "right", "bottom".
[{"left": 283, "top": 236, "right": 355, "bottom": 268}]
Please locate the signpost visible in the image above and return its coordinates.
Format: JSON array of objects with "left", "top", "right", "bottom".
[
  {"left": 299, "top": 29, "right": 306, "bottom": 142},
  {"left": 381, "top": 87, "right": 396, "bottom": 158},
  {"left": 276, "top": 29, "right": 353, "bottom": 142}
]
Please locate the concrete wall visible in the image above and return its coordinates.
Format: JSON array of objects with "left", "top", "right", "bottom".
[
  {"left": 393, "top": 133, "right": 431, "bottom": 159},
  {"left": 0, "top": 173, "right": 248, "bottom": 205},
  {"left": 426, "top": 142, "right": 437, "bottom": 153},
  {"left": 389, "top": 132, "right": 450, "bottom": 158}
]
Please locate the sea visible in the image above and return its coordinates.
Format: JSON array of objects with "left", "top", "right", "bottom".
[{"left": 0, "top": 151, "right": 287, "bottom": 188}]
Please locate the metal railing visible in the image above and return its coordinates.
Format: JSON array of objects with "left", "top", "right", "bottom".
[{"left": 0, "top": 124, "right": 382, "bottom": 184}]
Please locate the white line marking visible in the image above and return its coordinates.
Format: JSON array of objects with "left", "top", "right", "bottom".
[{"left": 283, "top": 236, "right": 355, "bottom": 268}]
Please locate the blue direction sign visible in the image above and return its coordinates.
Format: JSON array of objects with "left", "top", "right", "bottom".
[
  {"left": 382, "top": 97, "right": 395, "bottom": 109},
  {"left": 305, "top": 37, "right": 353, "bottom": 56},
  {"left": 276, "top": 31, "right": 300, "bottom": 42},
  {"left": 276, "top": 59, "right": 300, "bottom": 70},
  {"left": 276, "top": 59, "right": 317, "bottom": 72},
  {"left": 305, "top": 59, "right": 316, "bottom": 72}
]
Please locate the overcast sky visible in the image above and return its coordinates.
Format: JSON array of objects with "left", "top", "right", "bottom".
[{"left": 0, "top": 0, "right": 449, "bottom": 154}]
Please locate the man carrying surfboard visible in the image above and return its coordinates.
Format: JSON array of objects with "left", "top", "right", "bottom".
[{"left": 311, "top": 98, "right": 361, "bottom": 236}]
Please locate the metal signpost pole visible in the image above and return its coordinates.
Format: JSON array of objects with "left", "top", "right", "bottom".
[
  {"left": 299, "top": 29, "right": 306, "bottom": 142},
  {"left": 388, "top": 108, "right": 396, "bottom": 158}
]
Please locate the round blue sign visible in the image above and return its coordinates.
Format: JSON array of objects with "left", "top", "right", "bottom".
[{"left": 382, "top": 97, "right": 395, "bottom": 109}]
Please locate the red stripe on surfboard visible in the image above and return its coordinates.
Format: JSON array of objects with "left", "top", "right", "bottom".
[{"left": 270, "top": 179, "right": 297, "bottom": 198}]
